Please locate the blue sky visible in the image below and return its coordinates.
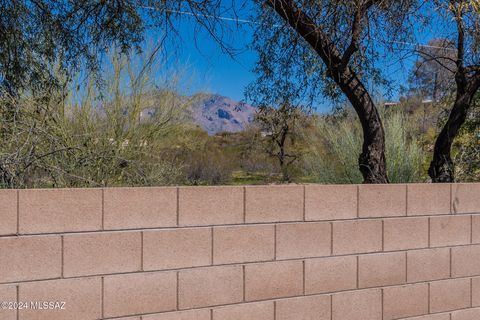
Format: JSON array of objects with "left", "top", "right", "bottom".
[{"left": 141, "top": 4, "right": 451, "bottom": 112}]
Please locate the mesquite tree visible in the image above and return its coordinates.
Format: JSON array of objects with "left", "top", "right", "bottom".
[
  {"left": 247, "top": 0, "right": 418, "bottom": 183},
  {"left": 428, "top": 0, "right": 480, "bottom": 182}
]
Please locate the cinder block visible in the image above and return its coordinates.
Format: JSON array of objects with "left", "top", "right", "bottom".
[
  {"left": 473, "top": 277, "right": 480, "bottom": 307},
  {"left": 245, "top": 260, "right": 303, "bottom": 301},
  {"left": 104, "top": 271, "right": 177, "bottom": 317},
  {"left": 332, "top": 220, "right": 382, "bottom": 255},
  {"left": 430, "top": 215, "right": 471, "bottom": 247},
  {"left": 358, "top": 252, "right": 406, "bottom": 288},
  {"left": 245, "top": 186, "right": 303, "bottom": 223},
  {"left": 276, "top": 295, "right": 331, "bottom": 320},
  {"left": 18, "top": 277, "right": 102, "bottom": 320},
  {"left": 407, "top": 184, "right": 451, "bottom": 216},
  {"left": 213, "top": 225, "right": 274, "bottom": 264},
  {"left": 179, "top": 265, "right": 243, "bottom": 309},
  {"left": 0, "top": 235, "right": 61, "bottom": 282},
  {"left": 276, "top": 222, "right": 331, "bottom": 259},
  {"left": 383, "top": 283, "right": 429, "bottom": 320},
  {"left": 144, "top": 228, "right": 211, "bottom": 270},
  {"left": 143, "top": 309, "right": 211, "bottom": 320},
  {"left": 179, "top": 186, "right": 243, "bottom": 226},
  {"left": 213, "top": 301, "right": 274, "bottom": 320},
  {"left": 473, "top": 215, "right": 480, "bottom": 244},
  {"left": 104, "top": 187, "right": 177, "bottom": 229},
  {"left": 305, "top": 256, "right": 357, "bottom": 294},
  {"left": 63, "top": 232, "right": 141, "bottom": 277},
  {"left": 18, "top": 189, "right": 102, "bottom": 234},
  {"left": 452, "top": 244, "right": 480, "bottom": 277},
  {"left": 407, "top": 248, "right": 450, "bottom": 283},
  {"left": 359, "top": 184, "right": 406, "bottom": 217},
  {"left": 429, "top": 278, "right": 471, "bottom": 313},
  {"left": 383, "top": 217, "right": 429, "bottom": 251},
  {"left": 0, "top": 284, "right": 16, "bottom": 320},
  {"left": 452, "top": 308, "right": 480, "bottom": 320},
  {"left": 452, "top": 183, "right": 480, "bottom": 214},
  {"left": 403, "top": 314, "right": 451, "bottom": 320},
  {"left": 305, "top": 185, "right": 357, "bottom": 221},
  {"left": 0, "top": 190, "right": 16, "bottom": 236},
  {"left": 332, "top": 289, "right": 382, "bottom": 320}
]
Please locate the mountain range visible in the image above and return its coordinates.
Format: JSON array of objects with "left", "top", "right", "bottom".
[{"left": 189, "top": 94, "right": 257, "bottom": 135}]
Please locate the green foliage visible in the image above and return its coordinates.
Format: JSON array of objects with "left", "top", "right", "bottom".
[
  {"left": 304, "top": 107, "right": 427, "bottom": 184},
  {"left": 0, "top": 51, "right": 192, "bottom": 188}
]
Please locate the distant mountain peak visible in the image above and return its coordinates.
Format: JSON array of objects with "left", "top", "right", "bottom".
[{"left": 190, "top": 94, "right": 256, "bottom": 135}]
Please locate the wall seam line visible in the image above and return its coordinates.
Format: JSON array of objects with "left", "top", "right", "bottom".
[{"left": 16, "top": 190, "right": 19, "bottom": 235}]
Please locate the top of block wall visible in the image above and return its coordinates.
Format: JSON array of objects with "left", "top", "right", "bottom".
[{"left": 0, "top": 183, "right": 479, "bottom": 235}]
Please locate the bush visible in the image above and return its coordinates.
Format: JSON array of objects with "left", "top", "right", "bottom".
[{"left": 304, "top": 107, "right": 427, "bottom": 183}]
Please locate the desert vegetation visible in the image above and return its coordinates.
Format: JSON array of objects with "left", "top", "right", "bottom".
[{"left": 0, "top": 1, "right": 479, "bottom": 187}]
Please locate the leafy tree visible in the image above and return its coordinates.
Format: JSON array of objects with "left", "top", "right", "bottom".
[
  {"left": 255, "top": 102, "right": 308, "bottom": 182},
  {"left": 248, "top": 0, "right": 419, "bottom": 183},
  {"left": 408, "top": 38, "right": 457, "bottom": 102},
  {"left": 427, "top": 0, "right": 480, "bottom": 182}
]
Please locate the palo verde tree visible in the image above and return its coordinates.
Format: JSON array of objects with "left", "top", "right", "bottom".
[
  {"left": 247, "top": 0, "right": 419, "bottom": 183},
  {"left": 427, "top": 0, "right": 480, "bottom": 182},
  {"left": 0, "top": 1, "right": 228, "bottom": 96}
]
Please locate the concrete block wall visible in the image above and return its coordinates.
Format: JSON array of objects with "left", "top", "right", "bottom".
[{"left": 0, "top": 183, "right": 479, "bottom": 320}]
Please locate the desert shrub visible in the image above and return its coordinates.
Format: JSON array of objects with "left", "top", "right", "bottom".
[
  {"left": 0, "top": 51, "right": 193, "bottom": 188},
  {"left": 304, "top": 107, "right": 427, "bottom": 184}
]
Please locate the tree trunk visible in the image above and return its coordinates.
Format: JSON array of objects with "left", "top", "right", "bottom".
[
  {"left": 335, "top": 68, "right": 388, "bottom": 183},
  {"left": 429, "top": 88, "right": 475, "bottom": 182},
  {"left": 266, "top": 0, "right": 388, "bottom": 183}
]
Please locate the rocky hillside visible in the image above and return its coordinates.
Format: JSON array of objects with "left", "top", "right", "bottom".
[{"left": 189, "top": 94, "right": 256, "bottom": 134}]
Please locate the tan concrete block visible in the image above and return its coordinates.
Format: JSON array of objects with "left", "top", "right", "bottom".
[
  {"left": 276, "top": 295, "right": 331, "bottom": 320},
  {"left": 358, "top": 252, "right": 406, "bottom": 288},
  {"left": 245, "top": 260, "right": 303, "bottom": 301},
  {"left": 245, "top": 185, "right": 303, "bottom": 223},
  {"left": 332, "top": 220, "right": 382, "bottom": 255},
  {"left": 18, "top": 277, "right": 102, "bottom": 320},
  {"left": 305, "top": 256, "right": 357, "bottom": 294},
  {"left": 452, "top": 308, "right": 480, "bottom": 320},
  {"left": 430, "top": 278, "right": 471, "bottom": 313},
  {"left": 452, "top": 245, "right": 480, "bottom": 277},
  {"left": 0, "top": 190, "right": 16, "bottom": 236},
  {"left": 305, "top": 185, "right": 357, "bottom": 221},
  {"left": 452, "top": 183, "right": 480, "bottom": 214},
  {"left": 143, "top": 310, "right": 211, "bottom": 320},
  {"left": 407, "top": 184, "right": 451, "bottom": 216},
  {"left": 110, "top": 317, "right": 142, "bottom": 320},
  {"left": 473, "top": 277, "right": 480, "bottom": 307},
  {"left": 213, "top": 225, "right": 274, "bottom": 264},
  {"left": 104, "top": 187, "right": 177, "bottom": 230},
  {"left": 18, "top": 189, "right": 102, "bottom": 234},
  {"left": 473, "top": 215, "right": 480, "bottom": 244},
  {"left": 407, "top": 248, "right": 450, "bottom": 283},
  {"left": 383, "top": 283, "right": 429, "bottom": 320},
  {"left": 179, "top": 265, "right": 243, "bottom": 309},
  {"left": 0, "top": 235, "right": 61, "bottom": 282},
  {"left": 403, "top": 315, "right": 451, "bottom": 320},
  {"left": 63, "top": 231, "right": 141, "bottom": 277},
  {"left": 276, "top": 222, "right": 331, "bottom": 259},
  {"left": 332, "top": 289, "right": 382, "bottom": 320},
  {"left": 144, "top": 228, "right": 211, "bottom": 270},
  {"left": 384, "top": 217, "right": 429, "bottom": 251},
  {"left": 213, "top": 301, "right": 274, "bottom": 320},
  {"left": 179, "top": 186, "right": 243, "bottom": 226},
  {"left": 430, "top": 215, "right": 471, "bottom": 247},
  {"left": 0, "top": 284, "right": 16, "bottom": 320},
  {"left": 104, "top": 271, "right": 177, "bottom": 317},
  {"left": 359, "top": 184, "right": 406, "bottom": 217}
]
